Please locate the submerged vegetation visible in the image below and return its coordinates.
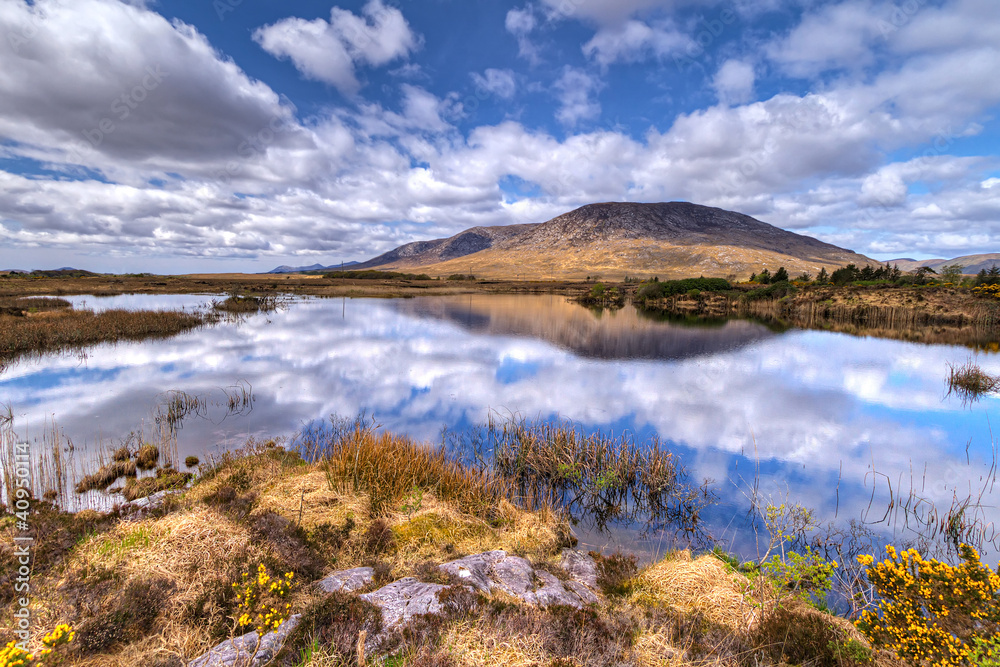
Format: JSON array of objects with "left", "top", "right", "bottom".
[{"left": 946, "top": 359, "right": 1000, "bottom": 404}]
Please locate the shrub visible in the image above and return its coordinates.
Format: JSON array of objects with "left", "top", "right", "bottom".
[
  {"left": 184, "top": 455, "right": 200, "bottom": 468},
  {"left": 591, "top": 551, "right": 638, "bottom": 597},
  {"left": 760, "top": 546, "right": 837, "bottom": 607},
  {"left": 232, "top": 563, "right": 295, "bottom": 636},
  {"left": 855, "top": 544, "right": 1000, "bottom": 666}
]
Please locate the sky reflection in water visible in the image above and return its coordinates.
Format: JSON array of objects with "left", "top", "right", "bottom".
[{"left": 2, "top": 293, "right": 998, "bottom": 559}]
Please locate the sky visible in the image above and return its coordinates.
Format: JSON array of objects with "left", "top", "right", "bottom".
[{"left": 0, "top": 0, "right": 998, "bottom": 274}]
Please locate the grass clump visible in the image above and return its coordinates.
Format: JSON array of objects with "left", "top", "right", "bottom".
[
  {"left": 317, "top": 428, "right": 510, "bottom": 520},
  {"left": 212, "top": 292, "right": 279, "bottom": 314},
  {"left": 946, "top": 359, "right": 1000, "bottom": 404},
  {"left": 121, "top": 467, "right": 192, "bottom": 501},
  {"left": 184, "top": 456, "right": 200, "bottom": 468},
  {"left": 135, "top": 444, "right": 160, "bottom": 470},
  {"left": 75, "top": 459, "right": 137, "bottom": 493}
]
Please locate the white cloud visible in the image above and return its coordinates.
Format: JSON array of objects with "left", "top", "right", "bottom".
[
  {"left": 0, "top": 0, "right": 311, "bottom": 186},
  {"left": 253, "top": 0, "right": 419, "bottom": 95},
  {"left": 553, "top": 67, "right": 604, "bottom": 127},
  {"left": 712, "top": 59, "right": 755, "bottom": 105},
  {"left": 766, "top": 0, "right": 883, "bottom": 78},
  {"left": 471, "top": 69, "right": 517, "bottom": 99},
  {"left": 539, "top": 0, "right": 685, "bottom": 27},
  {"left": 582, "top": 19, "right": 692, "bottom": 66},
  {"left": 505, "top": 5, "right": 541, "bottom": 62}
]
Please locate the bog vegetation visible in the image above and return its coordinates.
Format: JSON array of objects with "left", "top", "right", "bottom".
[{"left": 2, "top": 411, "right": 999, "bottom": 667}]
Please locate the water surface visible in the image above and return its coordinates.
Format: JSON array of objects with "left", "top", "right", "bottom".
[{"left": 2, "top": 293, "right": 997, "bottom": 559}]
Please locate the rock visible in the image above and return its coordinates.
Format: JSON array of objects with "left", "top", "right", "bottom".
[
  {"left": 561, "top": 548, "right": 599, "bottom": 589},
  {"left": 489, "top": 555, "right": 536, "bottom": 597},
  {"left": 315, "top": 567, "right": 374, "bottom": 594},
  {"left": 188, "top": 614, "right": 301, "bottom": 667},
  {"left": 119, "top": 490, "right": 181, "bottom": 520},
  {"left": 359, "top": 578, "right": 451, "bottom": 629},
  {"left": 565, "top": 580, "right": 600, "bottom": 605},
  {"left": 437, "top": 550, "right": 506, "bottom": 593},
  {"left": 436, "top": 550, "right": 600, "bottom": 609}
]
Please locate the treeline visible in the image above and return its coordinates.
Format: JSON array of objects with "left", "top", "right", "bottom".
[{"left": 636, "top": 277, "right": 731, "bottom": 300}]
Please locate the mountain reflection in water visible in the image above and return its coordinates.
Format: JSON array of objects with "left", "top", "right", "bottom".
[{"left": 392, "top": 294, "right": 775, "bottom": 360}]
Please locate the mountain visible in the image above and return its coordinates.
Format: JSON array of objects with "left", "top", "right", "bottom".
[
  {"left": 357, "top": 202, "right": 875, "bottom": 280},
  {"left": 887, "top": 254, "right": 1000, "bottom": 275},
  {"left": 350, "top": 224, "right": 537, "bottom": 270},
  {"left": 267, "top": 261, "right": 359, "bottom": 274}
]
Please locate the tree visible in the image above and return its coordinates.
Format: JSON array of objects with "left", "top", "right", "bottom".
[
  {"left": 831, "top": 264, "right": 860, "bottom": 285},
  {"left": 816, "top": 267, "right": 829, "bottom": 284},
  {"left": 914, "top": 266, "right": 937, "bottom": 285},
  {"left": 772, "top": 267, "right": 789, "bottom": 283},
  {"left": 978, "top": 266, "right": 1000, "bottom": 286},
  {"left": 940, "top": 264, "right": 964, "bottom": 283},
  {"left": 757, "top": 268, "right": 772, "bottom": 284},
  {"left": 795, "top": 272, "right": 812, "bottom": 282}
]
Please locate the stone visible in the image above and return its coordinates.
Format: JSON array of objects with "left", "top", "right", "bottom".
[
  {"left": 565, "top": 580, "right": 599, "bottom": 605},
  {"left": 315, "top": 567, "right": 374, "bottom": 594},
  {"left": 359, "top": 577, "right": 450, "bottom": 629},
  {"left": 437, "top": 550, "right": 506, "bottom": 593},
  {"left": 187, "top": 614, "right": 301, "bottom": 667},
  {"left": 119, "top": 489, "right": 181, "bottom": 521},
  {"left": 560, "top": 548, "right": 599, "bottom": 589},
  {"left": 488, "top": 555, "right": 535, "bottom": 597}
]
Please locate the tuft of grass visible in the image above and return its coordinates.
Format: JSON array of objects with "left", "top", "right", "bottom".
[
  {"left": 121, "top": 466, "right": 192, "bottom": 501},
  {"left": 184, "top": 455, "right": 200, "bottom": 468},
  {"left": 212, "top": 292, "right": 280, "bottom": 313},
  {"left": 318, "top": 428, "right": 512, "bottom": 520},
  {"left": 136, "top": 444, "right": 160, "bottom": 470},
  {"left": 76, "top": 459, "right": 138, "bottom": 493},
  {"left": 947, "top": 359, "right": 1000, "bottom": 404}
]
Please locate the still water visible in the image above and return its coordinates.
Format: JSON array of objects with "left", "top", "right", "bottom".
[{"left": 2, "top": 293, "right": 998, "bottom": 559}]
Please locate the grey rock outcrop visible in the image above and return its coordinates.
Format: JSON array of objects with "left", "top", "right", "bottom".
[
  {"left": 359, "top": 577, "right": 450, "bottom": 629},
  {"left": 315, "top": 566, "right": 374, "bottom": 594},
  {"left": 560, "top": 548, "right": 599, "bottom": 589},
  {"left": 188, "top": 614, "right": 301, "bottom": 667}
]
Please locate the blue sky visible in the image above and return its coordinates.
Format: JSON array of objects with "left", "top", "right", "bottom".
[{"left": 0, "top": 0, "right": 998, "bottom": 273}]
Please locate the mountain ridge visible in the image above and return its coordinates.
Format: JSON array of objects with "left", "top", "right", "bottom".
[{"left": 353, "top": 201, "right": 876, "bottom": 280}]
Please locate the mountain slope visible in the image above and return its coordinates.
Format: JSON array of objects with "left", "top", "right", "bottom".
[
  {"left": 351, "top": 224, "right": 538, "bottom": 270},
  {"left": 366, "top": 202, "right": 874, "bottom": 280}
]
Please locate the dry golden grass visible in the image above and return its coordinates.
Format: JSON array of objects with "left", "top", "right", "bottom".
[
  {"left": 629, "top": 551, "right": 756, "bottom": 633},
  {"left": 441, "top": 618, "right": 548, "bottom": 667}
]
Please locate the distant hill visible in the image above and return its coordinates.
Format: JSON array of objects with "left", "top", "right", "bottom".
[
  {"left": 356, "top": 202, "right": 875, "bottom": 280},
  {"left": 267, "top": 261, "right": 359, "bottom": 274},
  {"left": 887, "top": 254, "right": 1000, "bottom": 275}
]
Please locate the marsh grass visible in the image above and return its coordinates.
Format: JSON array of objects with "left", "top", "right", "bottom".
[
  {"left": 0, "top": 306, "right": 208, "bottom": 371},
  {"left": 452, "top": 413, "right": 713, "bottom": 538},
  {"left": 946, "top": 359, "right": 1000, "bottom": 404},
  {"left": 212, "top": 292, "right": 281, "bottom": 314},
  {"left": 310, "top": 427, "right": 512, "bottom": 519}
]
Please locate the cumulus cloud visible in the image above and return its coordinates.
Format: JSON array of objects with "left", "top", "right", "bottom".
[
  {"left": 712, "top": 59, "right": 755, "bottom": 105},
  {"left": 0, "top": 0, "right": 311, "bottom": 185},
  {"left": 766, "top": 0, "right": 884, "bottom": 78},
  {"left": 582, "top": 19, "right": 692, "bottom": 66},
  {"left": 553, "top": 67, "right": 604, "bottom": 127},
  {"left": 254, "top": 0, "right": 420, "bottom": 94},
  {"left": 471, "top": 69, "right": 517, "bottom": 99}
]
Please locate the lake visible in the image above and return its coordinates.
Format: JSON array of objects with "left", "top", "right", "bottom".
[{"left": 2, "top": 292, "right": 998, "bottom": 561}]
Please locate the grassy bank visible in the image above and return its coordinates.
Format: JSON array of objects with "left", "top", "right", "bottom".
[
  {"left": 636, "top": 282, "right": 1000, "bottom": 348},
  {"left": 0, "top": 298, "right": 209, "bottom": 370},
  {"left": 4, "top": 423, "right": 994, "bottom": 667}
]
